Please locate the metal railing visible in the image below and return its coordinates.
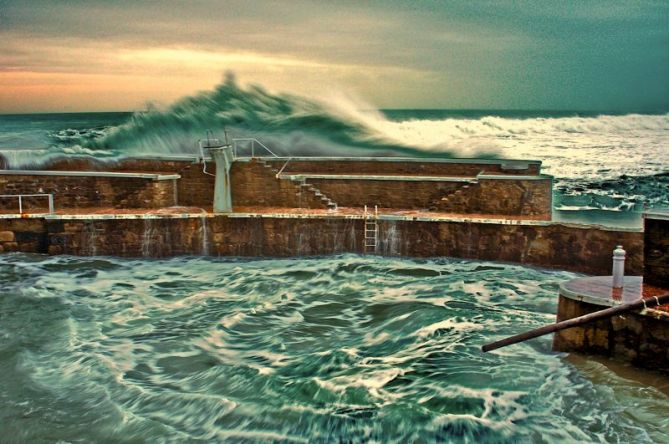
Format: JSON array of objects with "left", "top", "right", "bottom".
[
  {"left": 0, "top": 193, "right": 55, "bottom": 214},
  {"left": 275, "top": 157, "right": 292, "bottom": 178},
  {"left": 232, "top": 138, "right": 280, "bottom": 159}
]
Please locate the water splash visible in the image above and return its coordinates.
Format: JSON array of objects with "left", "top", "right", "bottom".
[
  {"left": 82, "top": 77, "right": 450, "bottom": 160},
  {"left": 83, "top": 221, "right": 98, "bottom": 256},
  {"left": 199, "top": 216, "right": 210, "bottom": 256},
  {"left": 141, "top": 219, "right": 155, "bottom": 257}
]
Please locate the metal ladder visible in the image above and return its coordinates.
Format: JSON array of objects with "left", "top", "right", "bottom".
[{"left": 363, "top": 205, "right": 378, "bottom": 253}]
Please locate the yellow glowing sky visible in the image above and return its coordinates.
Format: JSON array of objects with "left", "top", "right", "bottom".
[{"left": 1, "top": 1, "right": 667, "bottom": 113}]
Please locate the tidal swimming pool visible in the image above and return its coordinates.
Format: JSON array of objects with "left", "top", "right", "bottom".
[{"left": 1, "top": 254, "right": 667, "bottom": 443}]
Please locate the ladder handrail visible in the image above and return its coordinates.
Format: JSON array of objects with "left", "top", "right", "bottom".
[{"left": 363, "top": 205, "right": 379, "bottom": 252}]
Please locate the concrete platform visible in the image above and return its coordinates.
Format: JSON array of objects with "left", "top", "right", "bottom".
[
  {"left": 0, "top": 205, "right": 622, "bottom": 226},
  {"left": 554, "top": 276, "right": 669, "bottom": 370},
  {"left": 560, "top": 275, "right": 669, "bottom": 316}
]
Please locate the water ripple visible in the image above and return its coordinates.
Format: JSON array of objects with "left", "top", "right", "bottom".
[{"left": 0, "top": 253, "right": 667, "bottom": 442}]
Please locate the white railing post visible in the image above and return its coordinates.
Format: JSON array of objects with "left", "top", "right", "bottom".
[
  {"left": 18, "top": 195, "right": 22, "bottom": 213},
  {"left": 48, "top": 194, "right": 54, "bottom": 213},
  {"left": 612, "top": 245, "right": 626, "bottom": 288}
]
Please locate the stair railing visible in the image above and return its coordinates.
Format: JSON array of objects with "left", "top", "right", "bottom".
[{"left": 232, "top": 138, "right": 280, "bottom": 159}]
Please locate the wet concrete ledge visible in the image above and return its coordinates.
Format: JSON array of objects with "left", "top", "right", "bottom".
[
  {"left": 0, "top": 209, "right": 643, "bottom": 231},
  {"left": 0, "top": 170, "right": 180, "bottom": 180},
  {"left": 554, "top": 276, "right": 669, "bottom": 370},
  {"left": 0, "top": 209, "right": 644, "bottom": 277}
]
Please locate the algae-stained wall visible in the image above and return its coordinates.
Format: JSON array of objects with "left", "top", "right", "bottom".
[
  {"left": 370, "top": 219, "right": 642, "bottom": 275},
  {"left": 0, "top": 218, "right": 48, "bottom": 253},
  {"left": 553, "top": 295, "right": 669, "bottom": 370},
  {"left": 644, "top": 216, "right": 669, "bottom": 287},
  {"left": 1, "top": 215, "right": 641, "bottom": 276}
]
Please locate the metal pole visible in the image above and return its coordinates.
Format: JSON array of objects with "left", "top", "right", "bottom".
[
  {"left": 481, "top": 293, "right": 669, "bottom": 352},
  {"left": 48, "top": 194, "right": 54, "bottom": 213},
  {"left": 18, "top": 195, "right": 22, "bottom": 213}
]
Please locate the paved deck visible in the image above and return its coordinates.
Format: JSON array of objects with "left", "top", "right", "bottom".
[{"left": 560, "top": 276, "right": 669, "bottom": 316}]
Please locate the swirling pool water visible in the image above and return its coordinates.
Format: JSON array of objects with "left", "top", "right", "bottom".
[{"left": 1, "top": 254, "right": 667, "bottom": 443}]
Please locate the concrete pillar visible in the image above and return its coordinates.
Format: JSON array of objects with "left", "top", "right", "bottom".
[{"left": 210, "top": 146, "right": 234, "bottom": 213}]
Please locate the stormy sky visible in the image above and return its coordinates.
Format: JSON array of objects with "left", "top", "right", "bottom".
[{"left": 1, "top": 0, "right": 668, "bottom": 113}]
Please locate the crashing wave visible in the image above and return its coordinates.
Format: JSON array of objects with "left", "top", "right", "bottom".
[{"left": 85, "top": 77, "right": 467, "bottom": 159}]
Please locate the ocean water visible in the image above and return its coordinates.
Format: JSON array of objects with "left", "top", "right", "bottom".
[
  {"left": 1, "top": 254, "right": 668, "bottom": 443},
  {"left": 1, "top": 83, "right": 669, "bottom": 442}
]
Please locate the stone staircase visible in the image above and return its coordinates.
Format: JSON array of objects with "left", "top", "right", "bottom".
[
  {"left": 428, "top": 183, "right": 477, "bottom": 213},
  {"left": 295, "top": 179, "right": 338, "bottom": 210},
  {"left": 257, "top": 159, "right": 338, "bottom": 210}
]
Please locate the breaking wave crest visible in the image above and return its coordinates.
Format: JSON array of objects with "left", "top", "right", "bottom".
[{"left": 85, "top": 78, "right": 474, "bottom": 159}]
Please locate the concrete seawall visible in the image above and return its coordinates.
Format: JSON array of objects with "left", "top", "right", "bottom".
[{"left": 0, "top": 213, "right": 643, "bottom": 275}]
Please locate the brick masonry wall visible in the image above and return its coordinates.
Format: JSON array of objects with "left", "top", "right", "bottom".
[
  {"left": 175, "top": 163, "right": 216, "bottom": 208},
  {"left": 230, "top": 160, "right": 329, "bottom": 209},
  {"left": 272, "top": 160, "right": 540, "bottom": 176},
  {"left": 41, "top": 158, "right": 193, "bottom": 173},
  {"left": 0, "top": 175, "right": 177, "bottom": 210},
  {"left": 39, "top": 157, "right": 213, "bottom": 208},
  {"left": 644, "top": 217, "right": 669, "bottom": 287},
  {"left": 29, "top": 158, "right": 546, "bottom": 212},
  {"left": 304, "top": 178, "right": 460, "bottom": 209},
  {"left": 553, "top": 295, "right": 669, "bottom": 369},
  {"left": 0, "top": 215, "right": 641, "bottom": 276},
  {"left": 0, "top": 219, "right": 48, "bottom": 253},
  {"left": 373, "top": 220, "right": 642, "bottom": 275},
  {"left": 434, "top": 179, "right": 552, "bottom": 218},
  {"left": 39, "top": 157, "right": 539, "bottom": 176}
]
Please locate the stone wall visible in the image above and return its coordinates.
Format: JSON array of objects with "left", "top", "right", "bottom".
[
  {"left": 644, "top": 216, "right": 669, "bottom": 287},
  {"left": 0, "top": 219, "right": 48, "bottom": 253},
  {"left": 0, "top": 214, "right": 642, "bottom": 276},
  {"left": 27, "top": 157, "right": 548, "bottom": 213},
  {"left": 432, "top": 178, "right": 552, "bottom": 219},
  {"left": 230, "top": 161, "right": 551, "bottom": 213},
  {"left": 39, "top": 157, "right": 214, "bottom": 209},
  {"left": 372, "top": 219, "right": 642, "bottom": 275},
  {"left": 174, "top": 163, "right": 216, "bottom": 208},
  {"left": 272, "top": 159, "right": 541, "bottom": 176},
  {"left": 553, "top": 295, "right": 669, "bottom": 370},
  {"left": 306, "top": 178, "right": 463, "bottom": 209},
  {"left": 230, "top": 160, "right": 329, "bottom": 209},
  {"left": 0, "top": 175, "right": 177, "bottom": 210}
]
